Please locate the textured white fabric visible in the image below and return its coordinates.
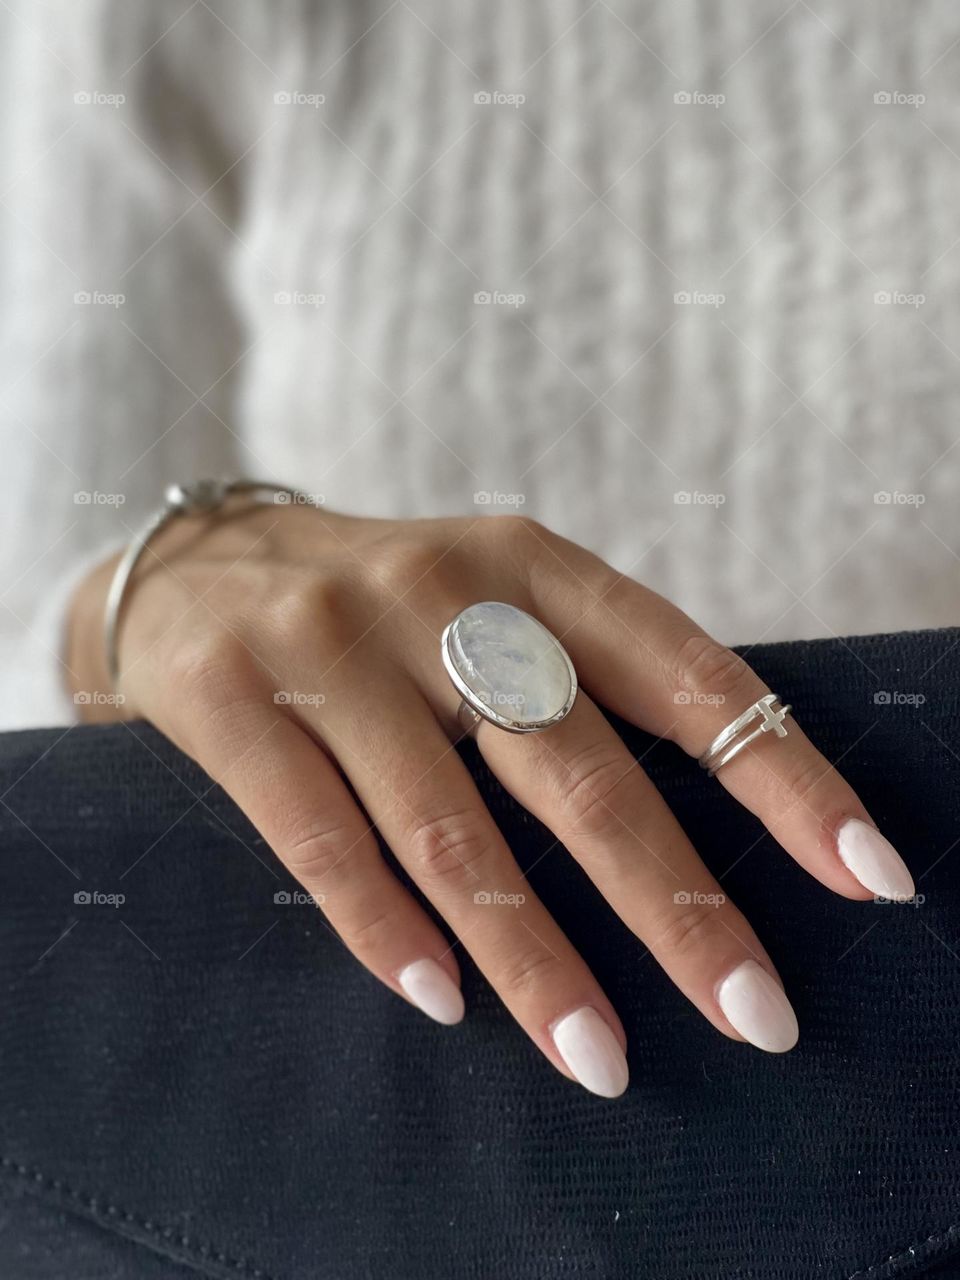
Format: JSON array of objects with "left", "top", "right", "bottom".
[{"left": 1, "top": 1, "right": 958, "bottom": 729}]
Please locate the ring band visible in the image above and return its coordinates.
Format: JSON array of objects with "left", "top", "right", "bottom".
[
  {"left": 698, "top": 692, "right": 792, "bottom": 777},
  {"left": 442, "top": 601, "right": 578, "bottom": 735}
]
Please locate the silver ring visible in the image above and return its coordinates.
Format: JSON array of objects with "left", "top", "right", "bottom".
[
  {"left": 441, "top": 601, "right": 578, "bottom": 735},
  {"left": 698, "top": 692, "right": 792, "bottom": 777}
]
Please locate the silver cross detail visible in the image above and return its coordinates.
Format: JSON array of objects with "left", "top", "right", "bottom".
[{"left": 758, "top": 696, "right": 789, "bottom": 737}]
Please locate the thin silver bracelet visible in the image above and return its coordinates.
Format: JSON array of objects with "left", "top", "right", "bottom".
[{"left": 103, "top": 478, "right": 318, "bottom": 688}]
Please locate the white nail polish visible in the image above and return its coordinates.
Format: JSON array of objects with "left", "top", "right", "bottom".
[
  {"left": 398, "top": 959, "right": 465, "bottom": 1025},
  {"left": 551, "top": 1006, "right": 629, "bottom": 1098},
  {"left": 836, "top": 818, "right": 915, "bottom": 901},
  {"left": 717, "top": 960, "right": 799, "bottom": 1053}
]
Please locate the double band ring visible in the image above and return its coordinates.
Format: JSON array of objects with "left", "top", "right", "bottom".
[
  {"left": 698, "top": 692, "right": 792, "bottom": 777},
  {"left": 441, "top": 601, "right": 578, "bottom": 735}
]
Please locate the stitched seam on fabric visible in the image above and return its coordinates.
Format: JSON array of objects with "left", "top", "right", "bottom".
[
  {"left": 0, "top": 1153, "right": 276, "bottom": 1280},
  {"left": 848, "top": 1223, "right": 960, "bottom": 1279}
]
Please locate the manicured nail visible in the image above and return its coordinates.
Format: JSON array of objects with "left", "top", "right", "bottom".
[
  {"left": 398, "top": 959, "right": 465, "bottom": 1025},
  {"left": 836, "top": 818, "right": 915, "bottom": 900},
  {"left": 551, "top": 1006, "right": 629, "bottom": 1098},
  {"left": 717, "top": 960, "right": 799, "bottom": 1053}
]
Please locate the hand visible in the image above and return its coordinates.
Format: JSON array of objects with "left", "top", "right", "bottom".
[{"left": 67, "top": 503, "right": 915, "bottom": 1097}]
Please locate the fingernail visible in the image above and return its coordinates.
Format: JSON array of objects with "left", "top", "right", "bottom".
[
  {"left": 551, "top": 1006, "right": 629, "bottom": 1098},
  {"left": 717, "top": 960, "right": 799, "bottom": 1053},
  {"left": 398, "top": 959, "right": 465, "bottom": 1025},
  {"left": 836, "top": 817, "right": 915, "bottom": 900}
]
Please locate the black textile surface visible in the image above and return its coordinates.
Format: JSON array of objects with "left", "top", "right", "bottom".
[{"left": 1, "top": 628, "right": 960, "bottom": 1280}]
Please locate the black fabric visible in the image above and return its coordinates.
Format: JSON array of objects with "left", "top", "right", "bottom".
[{"left": 1, "top": 627, "right": 959, "bottom": 1279}]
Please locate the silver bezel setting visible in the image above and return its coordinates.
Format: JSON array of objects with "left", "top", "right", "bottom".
[{"left": 441, "top": 603, "right": 578, "bottom": 734}]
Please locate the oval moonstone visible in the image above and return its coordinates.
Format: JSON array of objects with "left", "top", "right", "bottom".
[{"left": 445, "top": 601, "right": 575, "bottom": 727}]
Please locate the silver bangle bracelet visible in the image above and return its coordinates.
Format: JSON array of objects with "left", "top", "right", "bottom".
[{"left": 103, "top": 478, "right": 317, "bottom": 688}]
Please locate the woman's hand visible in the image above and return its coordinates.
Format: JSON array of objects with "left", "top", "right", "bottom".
[{"left": 66, "top": 503, "right": 914, "bottom": 1097}]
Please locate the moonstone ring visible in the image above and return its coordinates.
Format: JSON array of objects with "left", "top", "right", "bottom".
[{"left": 441, "top": 601, "right": 578, "bottom": 735}]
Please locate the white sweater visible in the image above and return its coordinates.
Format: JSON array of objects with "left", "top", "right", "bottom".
[{"left": 1, "top": 1, "right": 958, "bottom": 729}]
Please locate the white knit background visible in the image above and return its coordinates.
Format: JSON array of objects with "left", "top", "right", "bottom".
[{"left": 2, "top": 0, "right": 959, "bottom": 728}]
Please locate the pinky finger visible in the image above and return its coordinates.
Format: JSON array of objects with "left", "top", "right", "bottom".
[{"left": 175, "top": 698, "right": 465, "bottom": 1026}]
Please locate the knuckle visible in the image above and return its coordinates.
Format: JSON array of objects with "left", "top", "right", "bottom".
[
  {"left": 406, "top": 808, "right": 494, "bottom": 887},
  {"left": 497, "top": 945, "right": 562, "bottom": 999},
  {"left": 651, "top": 899, "right": 719, "bottom": 959},
  {"left": 167, "top": 632, "right": 247, "bottom": 699},
  {"left": 475, "top": 514, "right": 552, "bottom": 573},
  {"left": 673, "top": 632, "right": 758, "bottom": 704},
  {"left": 557, "top": 743, "right": 631, "bottom": 836},
  {"left": 360, "top": 527, "right": 464, "bottom": 599},
  {"left": 268, "top": 572, "right": 359, "bottom": 646},
  {"left": 281, "top": 816, "right": 357, "bottom": 884},
  {"left": 342, "top": 906, "right": 395, "bottom": 950}
]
